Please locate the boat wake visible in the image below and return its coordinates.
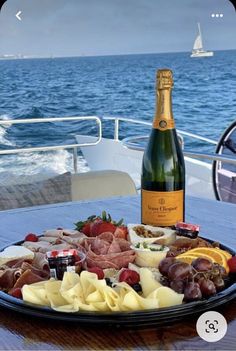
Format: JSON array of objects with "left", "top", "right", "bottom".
[{"left": 0, "top": 114, "right": 15, "bottom": 146}]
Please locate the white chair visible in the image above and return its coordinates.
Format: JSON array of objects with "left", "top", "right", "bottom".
[{"left": 71, "top": 170, "right": 137, "bottom": 201}]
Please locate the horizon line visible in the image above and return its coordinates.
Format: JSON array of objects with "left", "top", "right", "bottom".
[{"left": 0, "top": 48, "right": 236, "bottom": 60}]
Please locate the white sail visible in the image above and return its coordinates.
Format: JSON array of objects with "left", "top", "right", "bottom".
[{"left": 193, "top": 34, "right": 203, "bottom": 51}]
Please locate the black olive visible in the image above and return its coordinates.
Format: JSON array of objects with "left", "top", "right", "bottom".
[
  {"left": 105, "top": 278, "right": 113, "bottom": 287},
  {"left": 131, "top": 283, "right": 142, "bottom": 293}
]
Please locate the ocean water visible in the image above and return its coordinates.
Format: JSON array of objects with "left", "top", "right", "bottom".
[{"left": 0, "top": 51, "right": 236, "bottom": 181}]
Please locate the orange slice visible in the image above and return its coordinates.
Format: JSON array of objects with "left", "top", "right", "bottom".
[
  {"left": 176, "top": 255, "right": 199, "bottom": 264},
  {"left": 213, "top": 247, "right": 232, "bottom": 260},
  {"left": 177, "top": 252, "right": 215, "bottom": 264},
  {"left": 178, "top": 247, "right": 229, "bottom": 273}
]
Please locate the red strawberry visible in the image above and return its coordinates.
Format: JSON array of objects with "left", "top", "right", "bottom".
[
  {"left": 91, "top": 221, "right": 116, "bottom": 236},
  {"left": 75, "top": 211, "right": 124, "bottom": 237},
  {"left": 228, "top": 256, "right": 236, "bottom": 273},
  {"left": 81, "top": 222, "right": 91, "bottom": 236},
  {"left": 10, "top": 288, "right": 22, "bottom": 299},
  {"left": 119, "top": 269, "right": 140, "bottom": 285},
  {"left": 24, "top": 233, "right": 38, "bottom": 242},
  {"left": 75, "top": 215, "right": 100, "bottom": 236},
  {"left": 88, "top": 267, "right": 105, "bottom": 279}
]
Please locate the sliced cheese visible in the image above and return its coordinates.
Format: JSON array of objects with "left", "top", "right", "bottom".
[
  {"left": 0, "top": 245, "right": 34, "bottom": 266},
  {"left": 128, "top": 224, "right": 176, "bottom": 245}
]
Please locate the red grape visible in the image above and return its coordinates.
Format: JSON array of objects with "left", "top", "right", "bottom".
[
  {"left": 158, "top": 257, "right": 176, "bottom": 276},
  {"left": 170, "top": 280, "right": 185, "bottom": 294},
  {"left": 168, "top": 262, "right": 192, "bottom": 281},
  {"left": 184, "top": 282, "right": 202, "bottom": 301},
  {"left": 199, "top": 279, "right": 216, "bottom": 297},
  {"left": 192, "top": 257, "right": 213, "bottom": 272},
  {"left": 212, "top": 276, "right": 225, "bottom": 291}
]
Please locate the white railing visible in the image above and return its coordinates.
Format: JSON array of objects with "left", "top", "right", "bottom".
[
  {"left": 121, "top": 135, "right": 236, "bottom": 166},
  {"left": 1, "top": 115, "right": 235, "bottom": 172},
  {"left": 0, "top": 116, "right": 102, "bottom": 173},
  {"left": 103, "top": 116, "right": 217, "bottom": 145}
]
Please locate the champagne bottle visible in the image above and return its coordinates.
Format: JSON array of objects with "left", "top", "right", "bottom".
[{"left": 141, "top": 69, "right": 185, "bottom": 227}]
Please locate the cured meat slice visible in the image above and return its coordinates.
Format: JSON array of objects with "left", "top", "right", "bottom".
[
  {"left": 86, "top": 249, "right": 135, "bottom": 269},
  {"left": 62, "top": 229, "right": 82, "bottom": 236},
  {"left": 97, "top": 232, "right": 114, "bottom": 243},
  {"left": 44, "top": 229, "right": 64, "bottom": 237},
  {"left": 32, "top": 252, "right": 49, "bottom": 271},
  {"left": 0, "top": 268, "right": 21, "bottom": 291},
  {"left": 38, "top": 237, "right": 61, "bottom": 244},
  {"left": 3, "top": 258, "right": 33, "bottom": 269},
  {"left": 86, "top": 256, "right": 118, "bottom": 269},
  {"left": 23, "top": 241, "right": 51, "bottom": 252},
  {"left": 81, "top": 235, "right": 135, "bottom": 270},
  {"left": 39, "top": 243, "right": 74, "bottom": 254},
  {"left": 21, "top": 262, "right": 49, "bottom": 279},
  {"left": 11, "top": 269, "right": 46, "bottom": 290},
  {"left": 61, "top": 234, "right": 85, "bottom": 245},
  {"left": 0, "top": 252, "right": 50, "bottom": 292},
  {"left": 107, "top": 240, "right": 122, "bottom": 254},
  {"left": 89, "top": 237, "right": 110, "bottom": 255}
]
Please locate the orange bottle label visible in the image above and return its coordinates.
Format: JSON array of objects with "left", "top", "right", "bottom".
[
  {"left": 153, "top": 118, "right": 175, "bottom": 131},
  {"left": 141, "top": 189, "right": 184, "bottom": 226}
]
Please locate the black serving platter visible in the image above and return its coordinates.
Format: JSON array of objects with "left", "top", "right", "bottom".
[{"left": 0, "top": 237, "right": 236, "bottom": 327}]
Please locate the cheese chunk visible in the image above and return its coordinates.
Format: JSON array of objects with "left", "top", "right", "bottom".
[{"left": 0, "top": 245, "right": 34, "bottom": 266}]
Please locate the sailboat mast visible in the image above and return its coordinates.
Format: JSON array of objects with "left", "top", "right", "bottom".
[{"left": 198, "top": 22, "right": 202, "bottom": 45}]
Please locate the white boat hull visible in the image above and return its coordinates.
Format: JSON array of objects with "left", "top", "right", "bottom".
[
  {"left": 76, "top": 135, "right": 216, "bottom": 200},
  {"left": 191, "top": 51, "right": 214, "bottom": 58}
]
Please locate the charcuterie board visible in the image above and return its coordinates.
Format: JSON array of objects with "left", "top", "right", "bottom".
[{"left": 0, "top": 214, "right": 236, "bottom": 327}]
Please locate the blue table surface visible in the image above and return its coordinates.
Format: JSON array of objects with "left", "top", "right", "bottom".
[{"left": 0, "top": 195, "right": 235, "bottom": 249}]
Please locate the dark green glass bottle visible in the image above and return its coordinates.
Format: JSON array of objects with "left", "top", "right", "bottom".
[{"left": 141, "top": 69, "right": 185, "bottom": 226}]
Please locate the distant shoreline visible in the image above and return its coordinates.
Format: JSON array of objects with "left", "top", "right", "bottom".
[{"left": 0, "top": 48, "right": 236, "bottom": 61}]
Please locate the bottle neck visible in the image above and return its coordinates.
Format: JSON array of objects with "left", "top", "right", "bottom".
[{"left": 153, "top": 88, "right": 175, "bottom": 130}]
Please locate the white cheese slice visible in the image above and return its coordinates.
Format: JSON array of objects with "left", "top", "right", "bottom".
[
  {"left": 0, "top": 245, "right": 34, "bottom": 266},
  {"left": 128, "top": 224, "right": 176, "bottom": 245}
]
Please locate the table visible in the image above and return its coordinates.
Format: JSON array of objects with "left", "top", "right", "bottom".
[{"left": 0, "top": 195, "right": 236, "bottom": 351}]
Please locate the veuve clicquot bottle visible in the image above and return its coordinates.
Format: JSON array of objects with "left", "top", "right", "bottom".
[{"left": 141, "top": 69, "right": 185, "bottom": 227}]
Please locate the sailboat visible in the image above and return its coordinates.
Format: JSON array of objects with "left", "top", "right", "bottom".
[{"left": 190, "top": 23, "right": 214, "bottom": 58}]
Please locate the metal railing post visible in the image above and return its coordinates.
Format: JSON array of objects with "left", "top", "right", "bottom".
[
  {"left": 73, "top": 147, "right": 78, "bottom": 173},
  {"left": 114, "top": 118, "right": 119, "bottom": 141}
]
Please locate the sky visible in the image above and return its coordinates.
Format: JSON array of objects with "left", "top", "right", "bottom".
[{"left": 0, "top": 0, "right": 235, "bottom": 57}]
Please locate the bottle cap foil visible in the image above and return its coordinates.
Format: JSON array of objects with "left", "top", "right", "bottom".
[{"left": 157, "top": 69, "right": 173, "bottom": 89}]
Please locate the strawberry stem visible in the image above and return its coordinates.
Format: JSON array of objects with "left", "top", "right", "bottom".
[{"left": 102, "top": 211, "right": 107, "bottom": 221}]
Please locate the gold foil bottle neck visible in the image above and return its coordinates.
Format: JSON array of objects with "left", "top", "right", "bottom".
[{"left": 157, "top": 69, "right": 173, "bottom": 89}]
